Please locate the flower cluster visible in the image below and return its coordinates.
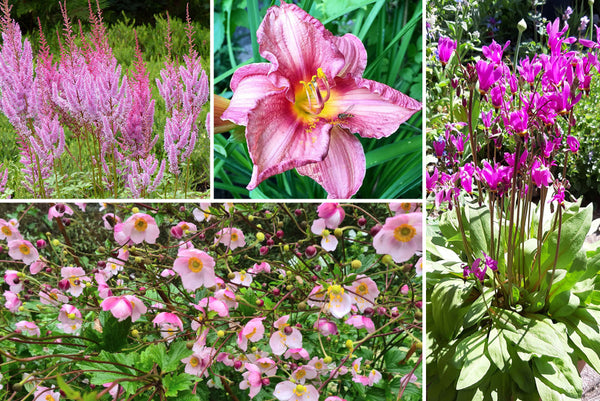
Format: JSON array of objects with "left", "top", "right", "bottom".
[
  {"left": 0, "top": 202, "right": 421, "bottom": 400},
  {"left": 0, "top": 0, "right": 208, "bottom": 198}
]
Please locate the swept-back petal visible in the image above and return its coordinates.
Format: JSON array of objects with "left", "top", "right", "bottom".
[
  {"left": 246, "top": 92, "right": 331, "bottom": 190},
  {"left": 223, "top": 63, "right": 285, "bottom": 126},
  {"left": 297, "top": 127, "right": 365, "bottom": 199},
  {"left": 257, "top": 2, "right": 345, "bottom": 97},
  {"left": 333, "top": 33, "right": 368, "bottom": 78},
  {"left": 329, "top": 76, "right": 421, "bottom": 139}
]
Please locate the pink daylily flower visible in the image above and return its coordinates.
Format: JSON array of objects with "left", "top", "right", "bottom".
[{"left": 222, "top": 2, "right": 421, "bottom": 198}]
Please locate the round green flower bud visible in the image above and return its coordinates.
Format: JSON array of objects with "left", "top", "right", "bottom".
[{"left": 351, "top": 260, "right": 362, "bottom": 269}]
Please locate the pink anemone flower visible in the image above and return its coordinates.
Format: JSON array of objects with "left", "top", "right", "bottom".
[
  {"left": 214, "top": 227, "right": 246, "bottom": 250},
  {"left": 373, "top": 212, "right": 422, "bottom": 263},
  {"left": 222, "top": 2, "right": 421, "bottom": 198},
  {"left": 274, "top": 381, "right": 319, "bottom": 401},
  {"left": 120, "top": 213, "right": 160, "bottom": 244},
  {"left": 8, "top": 239, "right": 39, "bottom": 265},
  {"left": 15, "top": 320, "right": 41, "bottom": 336},
  {"left": 238, "top": 317, "right": 266, "bottom": 351},
  {"left": 172, "top": 249, "right": 217, "bottom": 291}
]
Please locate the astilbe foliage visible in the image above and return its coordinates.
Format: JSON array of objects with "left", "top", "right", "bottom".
[{"left": 0, "top": 0, "right": 209, "bottom": 198}]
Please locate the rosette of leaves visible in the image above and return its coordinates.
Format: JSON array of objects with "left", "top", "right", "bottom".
[{"left": 426, "top": 198, "right": 600, "bottom": 401}]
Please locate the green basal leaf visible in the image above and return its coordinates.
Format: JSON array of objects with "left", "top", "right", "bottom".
[
  {"left": 548, "top": 291, "right": 580, "bottom": 318},
  {"left": 485, "top": 327, "right": 511, "bottom": 371},
  {"left": 430, "top": 279, "right": 475, "bottom": 341},
  {"left": 533, "top": 356, "right": 581, "bottom": 399},
  {"left": 535, "top": 377, "right": 580, "bottom": 401},
  {"left": 463, "top": 287, "right": 494, "bottom": 329}
]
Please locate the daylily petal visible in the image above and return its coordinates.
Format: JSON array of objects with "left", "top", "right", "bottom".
[
  {"left": 329, "top": 76, "right": 421, "bottom": 138},
  {"left": 297, "top": 127, "right": 365, "bottom": 198},
  {"left": 333, "top": 33, "right": 368, "bottom": 78},
  {"left": 246, "top": 92, "right": 331, "bottom": 190},
  {"left": 223, "top": 63, "right": 284, "bottom": 126},
  {"left": 257, "top": 1, "right": 345, "bottom": 98}
]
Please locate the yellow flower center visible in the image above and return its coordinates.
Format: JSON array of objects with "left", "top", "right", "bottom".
[
  {"left": 401, "top": 203, "right": 412, "bottom": 212},
  {"left": 190, "top": 356, "right": 199, "bottom": 367},
  {"left": 19, "top": 244, "right": 30, "bottom": 255},
  {"left": 329, "top": 284, "right": 343, "bottom": 295},
  {"left": 49, "top": 293, "right": 58, "bottom": 300},
  {"left": 260, "top": 361, "right": 271, "bottom": 369},
  {"left": 180, "top": 223, "right": 189, "bottom": 230},
  {"left": 394, "top": 224, "right": 416, "bottom": 242},
  {"left": 356, "top": 283, "right": 369, "bottom": 295},
  {"left": 293, "top": 384, "right": 307, "bottom": 396},
  {"left": 296, "top": 369, "right": 306, "bottom": 380},
  {"left": 134, "top": 218, "right": 148, "bottom": 232},
  {"left": 188, "top": 257, "right": 203, "bottom": 273},
  {"left": 1, "top": 226, "right": 11, "bottom": 235},
  {"left": 45, "top": 395, "right": 56, "bottom": 401},
  {"left": 315, "top": 361, "right": 323, "bottom": 369},
  {"left": 231, "top": 232, "right": 238, "bottom": 242}
]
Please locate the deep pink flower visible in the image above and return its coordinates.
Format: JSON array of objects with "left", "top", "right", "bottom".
[
  {"left": 476, "top": 60, "right": 502, "bottom": 94},
  {"left": 567, "top": 135, "right": 579, "bottom": 153},
  {"left": 317, "top": 203, "right": 345, "bottom": 228},
  {"left": 314, "top": 318, "right": 338, "bottom": 336},
  {"left": 172, "top": 249, "right": 217, "bottom": 291},
  {"left": 482, "top": 40, "right": 509, "bottom": 65},
  {"left": 437, "top": 36, "right": 457, "bottom": 65},
  {"left": 373, "top": 212, "right": 422, "bottom": 263},
  {"left": 222, "top": 2, "right": 421, "bottom": 198}
]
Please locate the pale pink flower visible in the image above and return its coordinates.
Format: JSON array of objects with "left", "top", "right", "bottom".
[
  {"left": 325, "top": 397, "right": 347, "bottom": 401},
  {"left": 368, "top": 369, "right": 383, "bottom": 385},
  {"left": 400, "top": 372, "right": 419, "bottom": 387},
  {"left": 325, "top": 284, "right": 352, "bottom": 318},
  {"left": 317, "top": 203, "right": 345, "bottom": 228},
  {"left": 120, "top": 213, "right": 160, "bottom": 244},
  {"left": 214, "top": 227, "right": 246, "bottom": 249},
  {"left": 415, "top": 257, "right": 423, "bottom": 276},
  {"left": 269, "top": 315, "right": 302, "bottom": 355},
  {"left": 373, "top": 212, "right": 422, "bottom": 263},
  {"left": 389, "top": 202, "right": 420, "bottom": 214},
  {"left": 181, "top": 346, "right": 214, "bottom": 377},
  {"left": 291, "top": 365, "right": 318, "bottom": 383},
  {"left": 310, "top": 219, "right": 338, "bottom": 251},
  {"left": 284, "top": 347, "right": 310, "bottom": 360},
  {"left": 173, "top": 248, "right": 217, "bottom": 291},
  {"left": 345, "top": 315, "right": 375, "bottom": 333},
  {"left": 274, "top": 381, "right": 319, "bottom": 401},
  {"left": 30, "top": 260, "right": 45, "bottom": 275},
  {"left": 39, "top": 287, "right": 68, "bottom": 306},
  {"left": 123, "top": 295, "right": 147, "bottom": 321},
  {"left": 153, "top": 312, "right": 183, "bottom": 340},
  {"left": 238, "top": 317, "right": 266, "bottom": 351},
  {"left": 307, "top": 285, "right": 326, "bottom": 308},
  {"left": 60, "top": 266, "right": 91, "bottom": 297},
  {"left": 75, "top": 202, "right": 86, "bottom": 211},
  {"left": 222, "top": 3, "right": 420, "bottom": 198},
  {"left": 102, "top": 213, "right": 121, "bottom": 230},
  {"left": 3, "top": 290, "right": 21, "bottom": 312},
  {"left": 248, "top": 262, "right": 271, "bottom": 274},
  {"left": 101, "top": 296, "right": 133, "bottom": 321},
  {"left": 15, "top": 320, "right": 40, "bottom": 336},
  {"left": 214, "top": 288, "right": 238, "bottom": 310},
  {"left": 175, "top": 220, "right": 197, "bottom": 234},
  {"left": 254, "top": 357, "right": 278, "bottom": 376},
  {"left": 239, "top": 363, "right": 263, "bottom": 399},
  {"left": 193, "top": 203, "right": 212, "bottom": 222},
  {"left": 307, "top": 357, "right": 332, "bottom": 375},
  {"left": 231, "top": 270, "right": 253, "bottom": 287},
  {"left": 95, "top": 272, "right": 113, "bottom": 299},
  {"left": 195, "top": 296, "right": 229, "bottom": 317},
  {"left": 0, "top": 218, "right": 22, "bottom": 241},
  {"left": 347, "top": 275, "right": 379, "bottom": 312},
  {"left": 4, "top": 270, "right": 22, "bottom": 293},
  {"left": 8, "top": 239, "right": 39, "bottom": 265},
  {"left": 33, "top": 386, "right": 61, "bottom": 401},
  {"left": 47, "top": 203, "right": 73, "bottom": 220},
  {"left": 58, "top": 304, "right": 83, "bottom": 333},
  {"left": 401, "top": 284, "right": 409, "bottom": 295}
]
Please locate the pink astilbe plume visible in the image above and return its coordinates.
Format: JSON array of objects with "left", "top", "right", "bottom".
[{"left": 157, "top": 7, "right": 209, "bottom": 175}]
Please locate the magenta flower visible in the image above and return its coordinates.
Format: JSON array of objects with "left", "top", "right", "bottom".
[
  {"left": 222, "top": 2, "right": 421, "bottom": 198},
  {"left": 172, "top": 249, "right": 217, "bottom": 291},
  {"left": 373, "top": 212, "right": 422, "bottom": 263},
  {"left": 476, "top": 60, "right": 502, "bottom": 94},
  {"left": 437, "top": 36, "right": 457, "bottom": 65}
]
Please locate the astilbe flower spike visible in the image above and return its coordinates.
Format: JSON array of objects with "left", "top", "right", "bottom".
[{"left": 222, "top": 1, "right": 421, "bottom": 198}]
